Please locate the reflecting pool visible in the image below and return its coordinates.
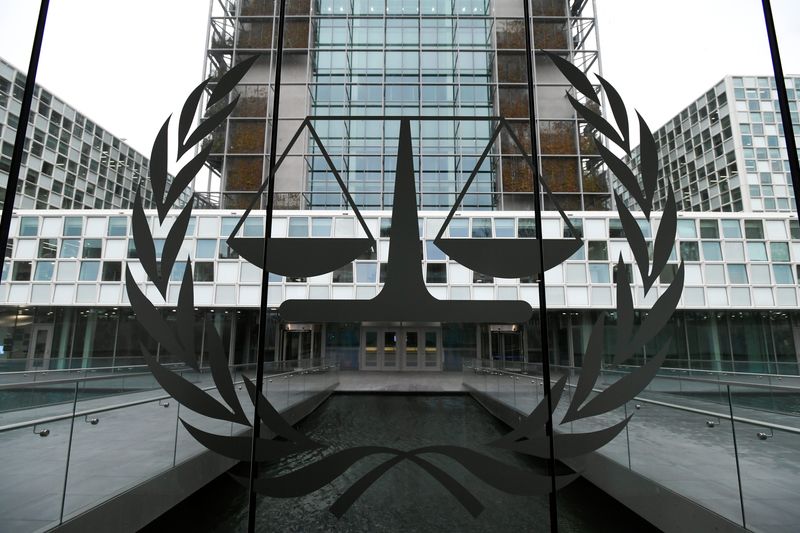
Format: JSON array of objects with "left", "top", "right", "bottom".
[{"left": 148, "top": 394, "right": 656, "bottom": 532}]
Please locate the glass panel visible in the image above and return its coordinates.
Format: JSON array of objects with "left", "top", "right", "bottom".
[
  {"left": 424, "top": 331, "right": 438, "bottom": 367},
  {"left": 383, "top": 331, "right": 397, "bottom": 368},
  {"left": 364, "top": 331, "right": 378, "bottom": 368},
  {"left": 405, "top": 331, "right": 419, "bottom": 368}
]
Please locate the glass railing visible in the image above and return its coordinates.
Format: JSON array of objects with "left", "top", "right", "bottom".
[
  {"left": 0, "top": 360, "right": 339, "bottom": 533},
  {"left": 463, "top": 359, "right": 800, "bottom": 532}
]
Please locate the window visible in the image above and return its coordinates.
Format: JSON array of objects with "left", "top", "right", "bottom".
[
  {"left": 12, "top": 261, "right": 32, "bottom": 281},
  {"left": 243, "top": 217, "right": 264, "bottom": 237},
  {"left": 380, "top": 218, "right": 392, "bottom": 238},
  {"left": 589, "top": 264, "right": 610, "bottom": 283},
  {"left": 448, "top": 219, "right": 468, "bottom": 237},
  {"left": 518, "top": 219, "right": 536, "bottom": 237},
  {"left": 356, "top": 263, "right": 377, "bottom": 283},
  {"left": 19, "top": 217, "right": 38, "bottom": 236},
  {"left": 34, "top": 261, "right": 54, "bottom": 281},
  {"left": 727, "top": 264, "right": 748, "bottom": 284},
  {"left": 587, "top": 241, "right": 607, "bottom": 260},
  {"left": 425, "top": 241, "right": 445, "bottom": 260},
  {"left": 705, "top": 264, "right": 726, "bottom": 283},
  {"left": 471, "top": 218, "right": 491, "bottom": 238},
  {"left": 699, "top": 220, "right": 719, "bottom": 239},
  {"left": 194, "top": 262, "right": 214, "bottom": 282},
  {"left": 82, "top": 239, "right": 102, "bottom": 258},
  {"left": 312, "top": 217, "right": 332, "bottom": 237},
  {"left": 790, "top": 220, "right": 800, "bottom": 239},
  {"left": 79, "top": 261, "right": 100, "bottom": 281},
  {"left": 38, "top": 239, "right": 57, "bottom": 258},
  {"left": 677, "top": 219, "right": 697, "bottom": 238},
  {"left": 701, "top": 241, "right": 722, "bottom": 261},
  {"left": 63, "top": 216, "right": 82, "bottom": 236},
  {"left": 750, "top": 264, "right": 771, "bottom": 284},
  {"left": 218, "top": 242, "right": 239, "bottom": 259},
  {"left": 613, "top": 263, "right": 634, "bottom": 284},
  {"left": 102, "top": 261, "right": 122, "bottom": 281},
  {"left": 564, "top": 219, "right": 583, "bottom": 239},
  {"left": 127, "top": 240, "right": 137, "bottom": 259},
  {"left": 473, "top": 271, "right": 493, "bottom": 283},
  {"left": 60, "top": 239, "right": 80, "bottom": 258},
  {"left": 773, "top": 264, "right": 793, "bottom": 284},
  {"left": 195, "top": 239, "right": 217, "bottom": 258},
  {"left": 332, "top": 264, "right": 353, "bottom": 283},
  {"left": 721, "top": 219, "right": 742, "bottom": 238},
  {"left": 288, "top": 217, "right": 309, "bottom": 237},
  {"left": 495, "top": 219, "right": 514, "bottom": 237},
  {"left": 679, "top": 242, "right": 700, "bottom": 261},
  {"left": 770, "top": 242, "right": 790, "bottom": 262},
  {"left": 107, "top": 216, "right": 127, "bottom": 236},
  {"left": 660, "top": 264, "right": 679, "bottom": 284},
  {"left": 426, "top": 264, "right": 447, "bottom": 283},
  {"left": 170, "top": 262, "right": 187, "bottom": 282},
  {"left": 609, "top": 218, "right": 624, "bottom": 238},
  {"left": 744, "top": 220, "right": 764, "bottom": 239},
  {"left": 747, "top": 242, "right": 767, "bottom": 261}
]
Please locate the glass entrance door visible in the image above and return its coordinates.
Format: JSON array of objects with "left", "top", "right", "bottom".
[
  {"left": 27, "top": 325, "right": 53, "bottom": 370},
  {"left": 489, "top": 330, "right": 525, "bottom": 370},
  {"left": 361, "top": 327, "right": 441, "bottom": 370}
]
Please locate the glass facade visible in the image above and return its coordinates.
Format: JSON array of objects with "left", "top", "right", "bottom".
[
  {"left": 622, "top": 75, "right": 800, "bottom": 213},
  {"left": 0, "top": 58, "right": 201, "bottom": 211}
]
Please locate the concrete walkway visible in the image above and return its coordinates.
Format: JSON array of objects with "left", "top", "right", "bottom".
[{"left": 337, "top": 370, "right": 465, "bottom": 392}]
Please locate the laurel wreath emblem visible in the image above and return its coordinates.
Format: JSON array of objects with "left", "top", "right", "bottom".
[{"left": 125, "top": 54, "right": 684, "bottom": 517}]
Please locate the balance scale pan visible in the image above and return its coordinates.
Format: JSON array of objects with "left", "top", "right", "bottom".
[
  {"left": 228, "top": 237, "right": 373, "bottom": 278},
  {"left": 435, "top": 238, "right": 582, "bottom": 279}
]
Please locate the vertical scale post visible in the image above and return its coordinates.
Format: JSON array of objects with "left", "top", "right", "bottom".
[
  {"left": 761, "top": 0, "right": 800, "bottom": 214},
  {"left": 0, "top": 0, "right": 50, "bottom": 274},
  {"left": 520, "top": 0, "right": 558, "bottom": 530},
  {"left": 248, "top": 0, "right": 288, "bottom": 530}
]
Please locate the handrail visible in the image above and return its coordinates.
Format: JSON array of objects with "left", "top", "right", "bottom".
[
  {"left": 466, "top": 365, "right": 800, "bottom": 436},
  {"left": 0, "top": 364, "right": 337, "bottom": 434},
  {"left": 0, "top": 369, "right": 189, "bottom": 391},
  {"left": 487, "top": 360, "right": 800, "bottom": 393}
]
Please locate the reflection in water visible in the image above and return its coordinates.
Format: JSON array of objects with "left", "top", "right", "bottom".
[{"left": 148, "top": 394, "right": 656, "bottom": 532}]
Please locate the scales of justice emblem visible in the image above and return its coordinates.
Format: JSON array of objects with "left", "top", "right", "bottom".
[{"left": 126, "top": 53, "right": 684, "bottom": 518}]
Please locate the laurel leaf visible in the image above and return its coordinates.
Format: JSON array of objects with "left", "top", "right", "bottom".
[
  {"left": 595, "top": 140, "right": 645, "bottom": 208},
  {"left": 499, "top": 416, "right": 631, "bottom": 459},
  {"left": 567, "top": 342, "right": 670, "bottom": 420},
  {"left": 596, "top": 75, "right": 630, "bottom": 153},
  {"left": 650, "top": 189, "right": 678, "bottom": 291},
  {"left": 562, "top": 313, "right": 606, "bottom": 423},
  {"left": 614, "top": 257, "right": 634, "bottom": 362},
  {"left": 139, "top": 343, "right": 249, "bottom": 424},
  {"left": 177, "top": 81, "right": 209, "bottom": 157},
  {"left": 208, "top": 54, "right": 260, "bottom": 108},
  {"left": 243, "top": 446, "right": 400, "bottom": 497},
  {"left": 566, "top": 92, "right": 626, "bottom": 150},
  {"left": 243, "top": 376, "right": 318, "bottom": 446},
  {"left": 637, "top": 112, "right": 658, "bottom": 216},
  {"left": 616, "top": 196, "right": 649, "bottom": 293},
  {"left": 149, "top": 118, "right": 171, "bottom": 219},
  {"left": 180, "top": 419, "right": 305, "bottom": 461},
  {"left": 206, "top": 318, "right": 250, "bottom": 426},
  {"left": 131, "top": 193, "right": 161, "bottom": 292},
  {"left": 329, "top": 456, "right": 407, "bottom": 517},
  {"left": 623, "top": 263, "right": 685, "bottom": 355},
  {"left": 176, "top": 263, "right": 196, "bottom": 366},
  {"left": 159, "top": 198, "right": 193, "bottom": 296},
  {"left": 182, "top": 97, "right": 239, "bottom": 156},
  {"left": 490, "top": 376, "right": 566, "bottom": 447},
  {"left": 544, "top": 50, "right": 599, "bottom": 104},
  {"left": 126, "top": 267, "right": 185, "bottom": 359},
  {"left": 163, "top": 147, "right": 208, "bottom": 220}
]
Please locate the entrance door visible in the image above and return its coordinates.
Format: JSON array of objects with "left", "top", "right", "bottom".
[
  {"left": 281, "top": 329, "right": 314, "bottom": 365},
  {"left": 490, "top": 330, "right": 525, "bottom": 370},
  {"left": 361, "top": 327, "right": 441, "bottom": 370},
  {"left": 28, "top": 325, "right": 53, "bottom": 370}
]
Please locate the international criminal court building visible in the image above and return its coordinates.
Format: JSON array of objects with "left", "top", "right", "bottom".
[{"left": 0, "top": 0, "right": 799, "bottom": 532}]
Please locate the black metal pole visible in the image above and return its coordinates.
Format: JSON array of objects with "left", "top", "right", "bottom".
[
  {"left": 762, "top": 0, "right": 800, "bottom": 214},
  {"left": 0, "top": 0, "right": 49, "bottom": 277},
  {"left": 248, "top": 0, "right": 288, "bottom": 529},
  {"left": 520, "top": 0, "right": 558, "bottom": 530}
]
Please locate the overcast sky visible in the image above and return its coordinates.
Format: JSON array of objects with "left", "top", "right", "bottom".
[{"left": 0, "top": 0, "right": 797, "bottom": 160}]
